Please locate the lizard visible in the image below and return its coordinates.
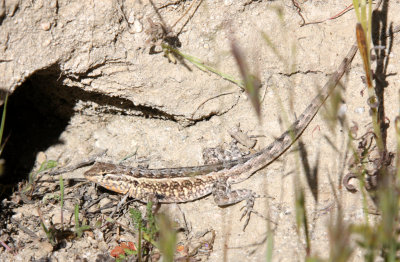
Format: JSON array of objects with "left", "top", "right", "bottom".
[{"left": 84, "top": 44, "right": 358, "bottom": 228}]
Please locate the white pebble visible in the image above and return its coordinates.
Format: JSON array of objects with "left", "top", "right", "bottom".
[
  {"left": 41, "top": 22, "right": 51, "bottom": 31},
  {"left": 354, "top": 107, "right": 365, "bottom": 114},
  {"left": 338, "top": 104, "right": 347, "bottom": 117},
  {"left": 128, "top": 10, "right": 135, "bottom": 24},
  {"left": 134, "top": 20, "right": 143, "bottom": 33}
]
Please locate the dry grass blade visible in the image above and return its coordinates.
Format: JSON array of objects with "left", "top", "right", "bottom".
[
  {"left": 294, "top": 182, "right": 310, "bottom": 256},
  {"left": 356, "top": 23, "right": 373, "bottom": 90},
  {"left": 230, "top": 39, "right": 261, "bottom": 120}
]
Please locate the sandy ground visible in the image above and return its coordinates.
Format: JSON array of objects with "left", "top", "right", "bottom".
[{"left": 1, "top": 0, "right": 400, "bottom": 261}]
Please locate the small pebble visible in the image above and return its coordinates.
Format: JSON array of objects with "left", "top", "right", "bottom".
[
  {"left": 37, "top": 152, "right": 47, "bottom": 164},
  {"left": 99, "top": 198, "right": 112, "bottom": 208},
  {"left": 12, "top": 212, "right": 22, "bottom": 220},
  {"left": 51, "top": 210, "right": 72, "bottom": 225},
  {"left": 99, "top": 198, "right": 114, "bottom": 213},
  {"left": 224, "top": 0, "right": 233, "bottom": 5},
  {"left": 42, "top": 38, "right": 51, "bottom": 47},
  {"left": 128, "top": 10, "right": 135, "bottom": 24},
  {"left": 134, "top": 20, "right": 143, "bottom": 33},
  {"left": 354, "top": 107, "right": 365, "bottom": 114},
  {"left": 41, "top": 22, "right": 51, "bottom": 31},
  {"left": 338, "top": 104, "right": 347, "bottom": 117},
  {"left": 94, "top": 229, "right": 104, "bottom": 241},
  {"left": 34, "top": 241, "right": 54, "bottom": 258}
]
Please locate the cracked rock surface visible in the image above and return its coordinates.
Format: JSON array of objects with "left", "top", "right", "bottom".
[{"left": 1, "top": 0, "right": 400, "bottom": 261}]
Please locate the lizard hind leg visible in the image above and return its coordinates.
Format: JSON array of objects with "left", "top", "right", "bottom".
[{"left": 212, "top": 180, "right": 262, "bottom": 230}]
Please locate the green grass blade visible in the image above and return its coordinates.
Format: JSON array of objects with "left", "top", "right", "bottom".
[{"left": 161, "top": 43, "right": 243, "bottom": 88}]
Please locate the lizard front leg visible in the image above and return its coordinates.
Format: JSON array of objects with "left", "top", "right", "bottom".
[{"left": 212, "top": 179, "right": 259, "bottom": 230}]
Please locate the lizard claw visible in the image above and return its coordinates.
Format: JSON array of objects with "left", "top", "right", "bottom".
[{"left": 239, "top": 193, "right": 270, "bottom": 231}]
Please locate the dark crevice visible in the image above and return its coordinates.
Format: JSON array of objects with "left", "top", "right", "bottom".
[
  {"left": 0, "top": 73, "right": 71, "bottom": 191},
  {"left": 29, "top": 65, "right": 182, "bottom": 121},
  {"left": 53, "top": 83, "right": 181, "bottom": 121}
]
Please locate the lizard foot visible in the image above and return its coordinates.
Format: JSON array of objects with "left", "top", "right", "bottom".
[
  {"left": 239, "top": 194, "right": 267, "bottom": 231},
  {"left": 212, "top": 181, "right": 266, "bottom": 230}
]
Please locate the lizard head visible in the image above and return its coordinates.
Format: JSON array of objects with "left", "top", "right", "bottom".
[{"left": 84, "top": 162, "right": 130, "bottom": 194}]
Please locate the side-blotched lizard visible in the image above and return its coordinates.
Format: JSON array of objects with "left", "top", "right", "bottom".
[{"left": 84, "top": 44, "right": 358, "bottom": 227}]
